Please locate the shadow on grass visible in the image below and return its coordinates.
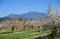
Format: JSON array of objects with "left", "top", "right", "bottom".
[{"left": 0, "top": 32, "right": 11, "bottom": 34}]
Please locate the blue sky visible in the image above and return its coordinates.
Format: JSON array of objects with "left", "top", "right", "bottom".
[{"left": 0, "top": 0, "right": 60, "bottom": 17}]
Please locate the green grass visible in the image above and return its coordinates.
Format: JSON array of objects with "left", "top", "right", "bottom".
[
  {"left": 0, "top": 27, "right": 52, "bottom": 39},
  {"left": 0, "top": 31, "right": 38, "bottom": 39}
]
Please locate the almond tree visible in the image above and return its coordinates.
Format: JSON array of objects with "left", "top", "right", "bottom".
[
  {"left": 55, "top": 7, "right": 60, "bottom": 37},
  {"left": 45, "top": 5, "right": 60, "bottom": 39},
  {"left": 5, "top": 16, "right": 20, "bottom": 33}
]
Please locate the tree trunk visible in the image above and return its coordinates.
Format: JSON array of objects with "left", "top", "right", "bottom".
[
  {"left": 23, "top": 26, "right": 26, "bottom": 31},
  {"left": 11, "top": 26, "right": 15, "bottom": 33}
]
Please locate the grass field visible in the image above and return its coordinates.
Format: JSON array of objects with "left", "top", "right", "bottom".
[
  {"left": 0, "top": 30, "right": 39, "bottom": 39},
  {"left": 0, "top": 27, "right": 52, "bottom": 39},
  {"left": 0, "top": 29, "right": 52, "bottom": 39},
  {"left": 0, "top": 28, "right": 59, "bottom": 39}
]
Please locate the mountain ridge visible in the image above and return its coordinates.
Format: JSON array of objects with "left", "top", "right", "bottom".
[{"left": 2, "top": 11, "right": 47, "bottom": 19}]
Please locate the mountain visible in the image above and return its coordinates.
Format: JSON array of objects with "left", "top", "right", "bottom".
[{"left": 4, "top": 11, "right": 47, "bottom": 19}]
